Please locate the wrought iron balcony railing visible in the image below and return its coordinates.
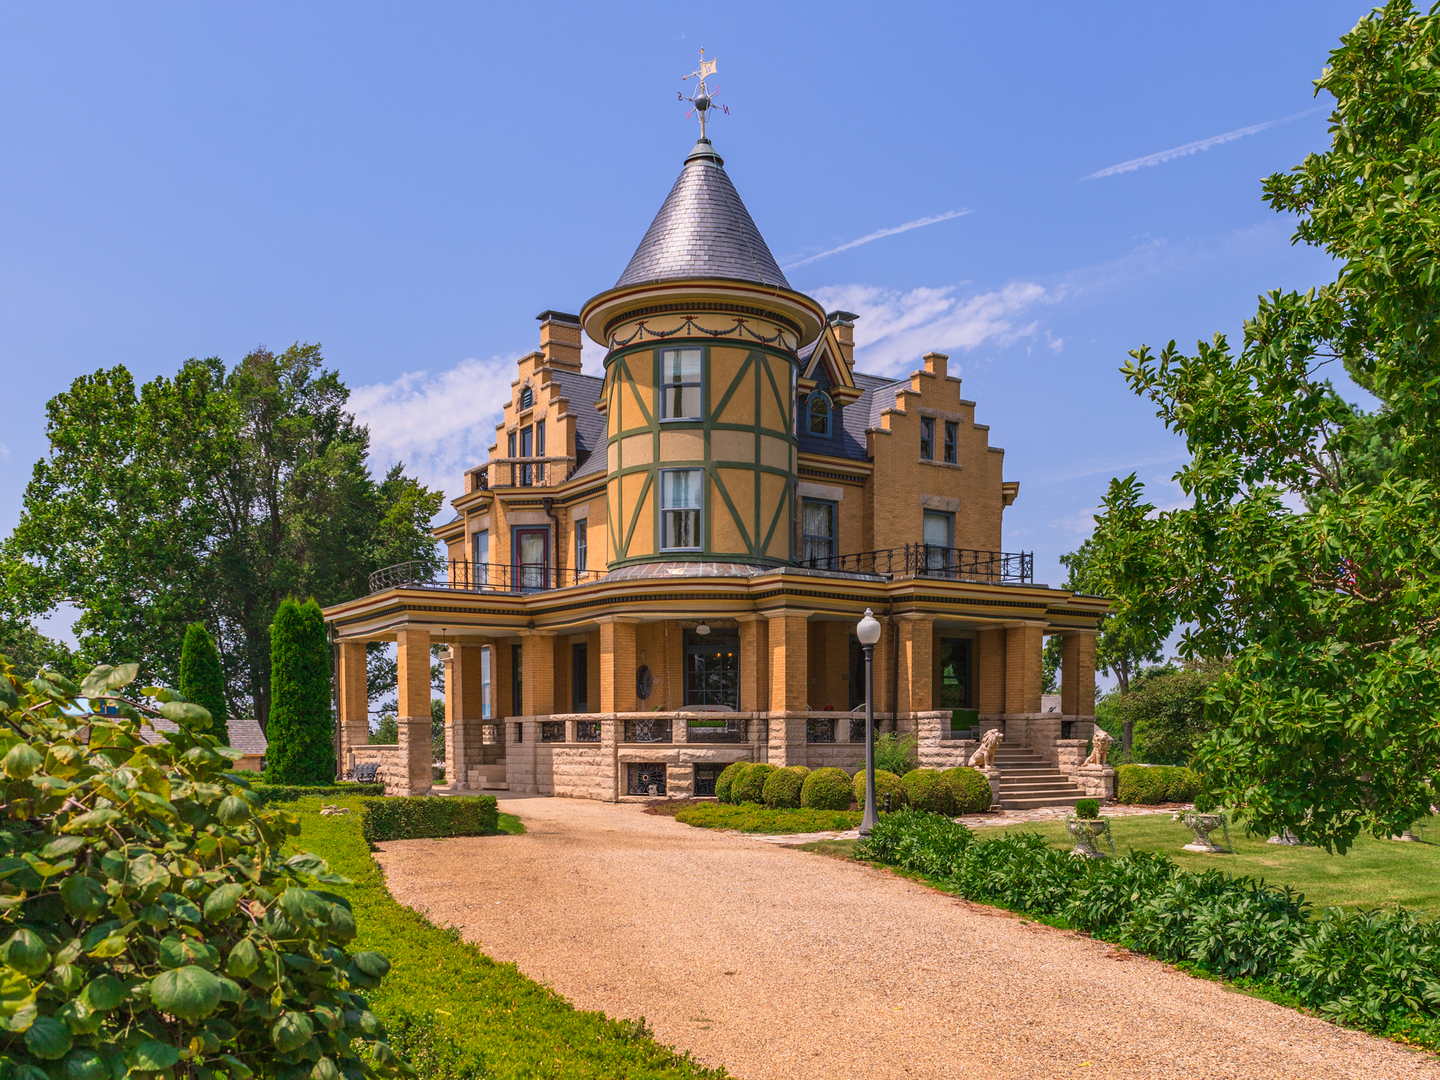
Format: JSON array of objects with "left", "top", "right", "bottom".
[
  {"left": 368, "top": 559, "right": 604, "bottom": 595},
  {"left": 470, "top": 455, "right": 578, "bottom": 490},
  {"left": 799, "top": 544, "right": 1033, "bottom": 585}
]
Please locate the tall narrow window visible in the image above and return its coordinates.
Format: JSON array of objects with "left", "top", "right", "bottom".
[
  {"left": 923, "top": 509, "right": 953, "bottom": 572},
  {"left": 801, "top": 499, "right": 836, "bottom": 566},
  {"left": 920, "top": 417, "right": 934, "bottom": 460},
  {"left": 519, "top": 426, "right": 534, "bottom": 486},
  {"left": 535, "top": 420, "right": 546, "bottom": 482},
  {"left": 807, "top": 392, "right": 832, "bottom": 437},
  {"left": 573, "top": 643, "right": 588, "bottom": 712},
  {"left": 512, "top": 643, "right": 523, "bottom": 717},
  {"left": 660, "top": 469, "right": 702, "bottom": 550},
  {"left": 944, "top": 421, "right": 958, "bottom": 464},
  {"left": 472, "top": 530, "right": 489, "bottom": 588},
  {"left": 575, "top": 520, "right": 588, "bottom": 572},
  {"left": 519, "top": 386, "right": 533, "bottom": 411},
  {"left": 507, "top": 431, "right": 517, "bottom": 484},
  {"left": 660, "top": 348, "right": 702, "bottom": 419},
  {"left": 481, "top": 646, "right": 492, "bottom": 719}
]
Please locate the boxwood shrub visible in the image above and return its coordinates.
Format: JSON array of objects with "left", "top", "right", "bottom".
[
  {"left": 800, "top": 767, "right": 854, "bottom": 810},
  {"left": 762, "top": 765, "right": 810, "bottom": 809},
  {"left": 901, "top": 768, "right": 955, "bottom": 815},
  {"left": 1117, "top": 764, "right": 1201, "bottom": 805},
  {"left": 361, "top": 795, "right": 499, "bottom": 842},
  {"left": 250, "top": 782, "right": 386, "bottom": 805},
  {"left": 732, "top": 763, "right": 775, "bottom": 805},
  {"left": 940, "top": 766, "right": 992, "bottom": 814},
  {"left": 714, "top": 761, "right": 746, "bottom": 803},
  {"left": 853, "top": 768, "right": 907, "bottom": 812}
]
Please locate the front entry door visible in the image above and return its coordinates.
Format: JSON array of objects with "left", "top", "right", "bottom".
[{"left": 515, "top": 528, "right": 549, "bottom": 591}]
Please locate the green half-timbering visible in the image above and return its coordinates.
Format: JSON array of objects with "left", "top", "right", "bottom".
[{"left": 604, "top": 341, "right": 798, "bottom": 567}]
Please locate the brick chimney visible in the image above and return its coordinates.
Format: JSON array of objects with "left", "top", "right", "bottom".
[
  {"left": 536, "top": 310, "right": 583, "bottom": 371},
  {"left": 827, "top": 310, "right": 858, "bottom": 369}
]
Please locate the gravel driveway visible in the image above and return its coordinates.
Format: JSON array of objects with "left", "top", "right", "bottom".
[{"left": 373, "top": 797, "right": 1437, "bottom": 1080}]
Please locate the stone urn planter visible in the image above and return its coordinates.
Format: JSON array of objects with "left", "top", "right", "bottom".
[
  {"left": 1064, "top": 814, "right": 1113, "bottom": 858},
  {"left": 1176, "top": 809, "right": 1231, "bottom": 853}
]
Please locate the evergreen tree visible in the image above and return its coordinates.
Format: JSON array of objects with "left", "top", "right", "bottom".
[
  {"left": 265, "top": 597, "right": 335, "bottom": 783},
  {"left": 178, "top": 621, "right": 230, "bottom": 745}
]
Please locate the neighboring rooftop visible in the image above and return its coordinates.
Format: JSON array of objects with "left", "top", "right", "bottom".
[{"left": 615, "top": 139, "right": 790, "bottom": 291}]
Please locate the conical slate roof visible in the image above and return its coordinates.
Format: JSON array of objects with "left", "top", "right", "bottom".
[{"left": 615, "top": 140, "right": 791, "bottom": 290}]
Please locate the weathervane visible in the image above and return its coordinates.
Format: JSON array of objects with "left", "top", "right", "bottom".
[{"left": 679, "top": 48, "right": 729, "bottom": 139}]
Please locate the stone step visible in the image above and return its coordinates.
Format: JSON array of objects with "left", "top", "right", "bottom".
[
  {"left": 1002, "top": 779, "right": 1080, "bottom": 792},
  {"left": 478, "top": 780, "right": 510, "bottom": 791},
  {"left": 1003, "top": 793, "right": 1086, "bottom": 810}
]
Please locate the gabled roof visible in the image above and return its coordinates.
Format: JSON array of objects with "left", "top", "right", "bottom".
[
  {"left": 550, "top": 370, "right": 608, "bottom": 482},
  {"left": 615, "top": 140, "right": 790, "bottom": 290}
]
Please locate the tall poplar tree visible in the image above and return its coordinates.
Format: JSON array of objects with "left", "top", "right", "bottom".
[
  {"left": 178, "top": 622, "right": 230, "bottom": 746},
  {"left": 264, "top": 597, "right": 335, "bottom": 784}
]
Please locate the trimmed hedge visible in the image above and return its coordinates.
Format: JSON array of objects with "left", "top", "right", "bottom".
[
  {"left": 732, "top": 763, "right": 776, "bottom": 804},
  {"left": 1117, "top": 764, "right": 1201, "bottom": 805},
  {"left": 179, "top": 621, "right": 230, "bottom": 745},
  {"left": 901, "top": 768, "right": 955, "bottom": 815},
  {"left": 265, "top": 596, "right": 336, "bottom": 783},
  {"left": 853, "top": 768, "right": 907, "bottom": 812},
  {"left": 801, "top": 767, "right": 854, "bottom": 810},
  {"left": 763, "top": 765, "right": 810, "bottom": 809},
  {"left": 714, "top": 761, "right": 746, "bottom": 803},
  {"left": 361, "top": 795, "right": 499, "bottom": 842},
  {"left": 941, "top": 766, "right": 992, "bottom": 814},
  {"left": 251, "top": 782, "right": 386, "bottom": 804}
]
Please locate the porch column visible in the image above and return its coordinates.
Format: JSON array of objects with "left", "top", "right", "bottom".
[
  {"left": 395, "top": 627, "right": 432, "bottom": 795},
  {"left": 895, "top": 614, "right": 935, "bottom": 715},
  {"left": 337, "top": 641, "right": 369, "bottom": 774},
  {"left": 1005, "top": 624, "right": 1044, "bottom": 715},
  {"left": 1061, "top": 631, "right": 1098, "bottom": 716},
  {"left": 519, "top": 629, "right": 556, "bottom": 716},
  {"left": 766, "top": 610, "right": 811, "bottom": 768},
  {"left": 736, "top": 614, "right": 769, "bottom": 713},
  {"left": 976, "top": 628, "right": 1007, "bottom": 715},
  {"left": 444, "top": 642, "right": 487, "bottom": 790},
  {"left": 598, "top": 616, "right": 639, "bottom": 713}
]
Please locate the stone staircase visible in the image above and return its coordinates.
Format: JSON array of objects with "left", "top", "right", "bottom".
[
  {"left": 466, "top": 762, "right": 509, "bottom": 791},
  {"left": 992, "top": 746, "right": 1087, "bottom": 810}
]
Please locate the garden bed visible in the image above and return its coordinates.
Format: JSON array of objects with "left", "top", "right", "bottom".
[{"left": 656, "top": 800, "right": 863, "bottom": 834}]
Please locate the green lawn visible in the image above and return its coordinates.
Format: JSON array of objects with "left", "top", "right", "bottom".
[
  {"left": 285, "top": 795, "right": 725, "bottom": 1079},
  {"left": 804, "top": 814, "right": 1440, "bottom": 913},
  {"left": 668, "top": 802, "right": 861, "bottom": 834}
]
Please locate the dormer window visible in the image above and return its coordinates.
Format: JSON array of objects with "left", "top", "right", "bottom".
[
  {"left": 519, "top": 386, "right": 533, "bottom": 411},
  {"left": 807, "top": 392, "right": 832, "bottom": 437}
]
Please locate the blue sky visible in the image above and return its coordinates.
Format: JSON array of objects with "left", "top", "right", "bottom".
[{"left": 0, "top": 2, "right": 1372, "bottom": 638}]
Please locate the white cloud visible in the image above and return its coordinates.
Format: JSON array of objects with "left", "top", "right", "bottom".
[
  {"left": 809, "top": 281, "right": 1054, "bottom": 374},
  {"left": 350, "top": 356, "right": 521, "bottom": 507},
  {"left": 0, "top": 442, "right": 9, "bottom": 460},
  {"left": 1082, "top": 107, "right": 1323, "bottom": 181},
  {"left": 782, "top": 210, "right": 970, "bottom": 271}
]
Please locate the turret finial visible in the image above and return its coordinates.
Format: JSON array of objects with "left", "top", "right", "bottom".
[{"left": 680, "top": 48, "right": 728, "bottom": 140}]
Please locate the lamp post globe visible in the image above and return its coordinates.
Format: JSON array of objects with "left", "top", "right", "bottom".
[{"left": 857, "top": 608, "right": 882, "bottom": 835}]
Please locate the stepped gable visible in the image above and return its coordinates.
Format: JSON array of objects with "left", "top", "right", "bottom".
[{"left": 615, "top": 139, "right": 790, "bottom": 290}]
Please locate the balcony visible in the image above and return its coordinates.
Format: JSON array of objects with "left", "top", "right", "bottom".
[
  {"left": 368, "top": 559, "right": 603, "bottom": 595},
  {"left": 800, "top": 544, "right": 1033, "bottom": 585},
  {"left": 469, "top": 456, "right": 577, "bottom": 491}
]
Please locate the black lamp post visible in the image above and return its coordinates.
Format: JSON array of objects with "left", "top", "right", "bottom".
[{"left": 856, "top": 608, "right": 883, "bottom": 836}]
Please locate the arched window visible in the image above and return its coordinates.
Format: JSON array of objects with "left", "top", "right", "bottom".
[
  {"left": 807, "top": 391, "right": 832, "bottom": 437},
  {"left": 518, "top": 386, "right": 533, "bottom": 411}
]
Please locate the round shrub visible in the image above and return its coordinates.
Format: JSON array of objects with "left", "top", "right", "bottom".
[
  {"left": 733, "top": 763, "right": 775, "bottom": 804},
  {"left": 763, "top": 765, "right": 809, "bottom": 809},
  {"left": 941, "top": 766, "right": 993, "bottom": 814},
  {"left": 901, "top": 768, "right": 955, "bottom": 815},
  {"left": 853, "top": 768, "right": 907, "bottom": 812},
  {"left": 714, "top": 761, "right": 746, "bottom": 803},
  {"left": 1116, "top": 763, "right": 1166, "bottom": 804},
  {"left": 1163, "top": 766, "right": 1201, "bottom": 803},
  {"left": 800, "top": 767, "right": 854, "bottom": 810}
]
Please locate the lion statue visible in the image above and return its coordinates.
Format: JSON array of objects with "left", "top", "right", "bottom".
[
  {"left": 968, "top": 728, "right": 1004, "bottom": 768},
  {"left": 1083, "top": 728, "right": 1114, "bottom": 768}
]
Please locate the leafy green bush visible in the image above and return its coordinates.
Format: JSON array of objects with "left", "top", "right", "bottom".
[
  {"left": 251, "top": 782, "right": 386, "bottom": 805},
  {"left": 800, "top": 768, "right": 853, "bottom": 811},
  {"left": 1110, "top": 660, "right": 1225, "bottom": 765},
  {"left": 853, "top": 769, "right": 906, "bottom": 812},
  {"left": 265, "top": 597, "right": 336, "bottom": 784},
  {"left": 1117, "top": 764, "right": 1200, "bottom": 805},
  {"left": 0, "top": 657, "right": 406, "bottom": 1078},
  {"left": 949, "top": 832, "right": 1083, "bottom": 916},
  {"left": 940, "top": 766, "right": 992, "bottom": 814},
  {"left": 1288, "top": 906, "right": 1440, "bottom": 1029},
  {"left": 900, "top": 769, "right": 955, "bottom": 815},
  {"left": 672, "top": 803, "right": 860, "bottom": 834},
  {"left": 1075, "top": 799, "right": 1100, "bottom": 819},
  {"left": 856, "top": 809, "right": 972, "bottom": 878},
  {"left": 361, "top": 796, "right": 499, "bottom": 842},
  {"left": 872, "top": 732, "right": 918, "bottom": 776},
  {"left": 179, "top": 622, "right": 230, "bottom": 746},
  {"left": 731, "top": 763, "right": 774, "bottom": 805},
  {"left": 762, "top": 766, "right": 809, "bottom": 809},
  {"left": 714, "top": 762, "right": 746, "bottom": 804}
]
